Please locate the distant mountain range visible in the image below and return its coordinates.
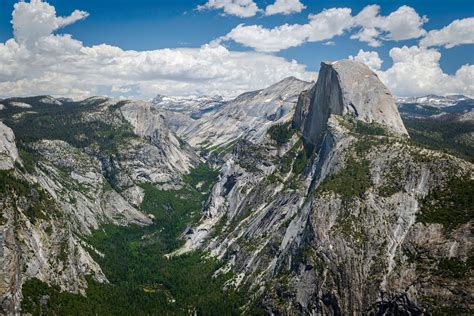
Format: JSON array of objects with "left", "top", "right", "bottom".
[
  {"left": 396, "top": 94, "right": 470, "bottom": 107},
  {"left": 151, "top": 92, "right": 473, "bottom": 121},
  {"left": 396, "top": 94, "right": 473, "bottom": 119}
]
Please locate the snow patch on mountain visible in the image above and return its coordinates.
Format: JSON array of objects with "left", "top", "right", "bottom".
[{"left": 396, "top": 94, "right": 470, "bottom": 107}]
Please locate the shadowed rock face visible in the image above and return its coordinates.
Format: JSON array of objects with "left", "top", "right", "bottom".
[{"left": 295, "top": 60, "right": 408, "bottom": 145}]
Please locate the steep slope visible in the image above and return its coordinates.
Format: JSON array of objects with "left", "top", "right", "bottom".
[
  {"left": 0, "top": 97, "right": 200, "bottom": 314},
  {"left": 180, "top": 60, "right": 473, "bottom": 314},
  {"left": 152, "top": 95, "right": 226, "bottom": 135},
  {"left": 179, "top": 77, "right": 312, "bottom": 151},
  {"left": 0, "top": 123, "right": 18, "bottom": 170}
]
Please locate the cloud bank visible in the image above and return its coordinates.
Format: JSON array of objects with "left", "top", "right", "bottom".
[
  {"left": 349, "top": 47, "right": 473, "bottom": 97},
  {"left": 0, "top": 0, "right": 472, "bottom": 99},
  {"left": 0, "top": 0, "right": 315, "bottom": 99},
  {"left": 420, "top": 17, "right": 474, "bottom": 48},
  {"left": 380, "top": 46, "right": 474, "bottom": 97},
  {"left": 217, "top": 5, "right": 428, "bottom": 52}
]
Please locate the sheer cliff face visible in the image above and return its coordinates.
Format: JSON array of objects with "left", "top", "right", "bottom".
[
  {"left": 0, "top": 123, "right": 18, "bottom": 170},
  {"left": 181, "top": 60, "right": 472, "bottom": 314},
  {"left": 295, "top": 60, "right": 408, "bottom": 145}
]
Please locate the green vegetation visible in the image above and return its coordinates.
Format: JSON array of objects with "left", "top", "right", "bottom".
[
  {"left": 138, "top": 185, "right": 204, "bottom": 251},
  {"left": 339, "top": 115, "right": 389, "bottom": 137},
  {"left": 0, "top": 170, "right": 57, "bottom": 224},
  {"left": 207, "top": 138, "right": 241, "bottom": 156},
  {"left": 0, "top": 170, "right": 29, "bottom": 195},
  {"left": 17, "top": 144, "right": 41, "bottom": 173},
  {"left": 21, "top": 164, "right": 255, "bottom": 315},
  {"left": 271, "top": 138, "right": 312, "bottom": 189},
  {"left": 183, "top": 163, "right": 220, "bottom": 193},
  {"left": 434, "top": 257, "right": 473, "bottom": 279},
  {"left": 332, "top": 208, "right": 366, "bottom": 245},
  {"left": 317, "top": 157, "right": 372, "bottom": 199},
  {"left": 0, "top": 99, "right": 137, "bottom": 156},
  {"left": 353, "top": 120, "right": 388, "bottom": 136},
  {"left": 267, "top": 122, "right": 295, "bottom": 146},
  {"left": 292, "top": 143, "right": 312, "bottom": 175},
  {"left": 417, "top": 176, "right": 474, "bottom": 233},
  {"left": 403, "top": 117, "right": 474, "bottom": 162},
  {"left": 0, "top": 214, "right": 6, "bottom": 226},
  {"left": 339, "top": 116, "right": 395, "bottom": 156},
  {"left": 378, "top": 163, "right": 405, "bottom": 197},
  {"left": 404, "top": 251, "right": 473, "bottom": 314}
]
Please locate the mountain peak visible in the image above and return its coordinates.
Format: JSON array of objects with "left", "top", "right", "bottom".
[
  {"left": 267, "top": 76, "right": 310, "bottom": 88},
  {"left": 295, "top": 59, "right": 408, "bottom": 145}
]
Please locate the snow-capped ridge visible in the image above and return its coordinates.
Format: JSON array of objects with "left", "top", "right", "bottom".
[{"left": 396, "top": 94, "right": 471, "bottom": 107}]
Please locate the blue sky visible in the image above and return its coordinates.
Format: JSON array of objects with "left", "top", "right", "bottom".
[{"left": 0, "top": 0, "right": 472, "bottom": 99}]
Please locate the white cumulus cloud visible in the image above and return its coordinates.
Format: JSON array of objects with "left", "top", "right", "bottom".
[
  {"left": 12, "top": 0, "right": 88, "bottom": 47},
  {"left": 219, "top": 5, "right": 428, "bottom": 51},
  {"left": 351, "top": 5, "right": 427, "bottom": 47},
  {"left": 378, "top": 46, "right": 474, "bottom": 97},
  {"left": 2, "top": 0, "right": 473, "bottom": 100},
  {"left": 216, "top": 7, "right": 353, "bottom": 52},
  {"left": 346, "top": 46, "right": 474, "bottom": 97},
  {"left": 349, "top": 46, "right": 474, "bottom": 97},
  {"left": 420, "top": 17, "right": 474, "bottom": 48},
  {"left": 265, "top": 0, "right": 306, "bottom": 16},
  {"left": 0, "top": 0, "right": 315, "bottom": 100},
  {"left": 197, "top": 0, "right": 260, "bottom": 18},
  {"left": 349, "top": 49, "right": 383, "bottom": 71}
]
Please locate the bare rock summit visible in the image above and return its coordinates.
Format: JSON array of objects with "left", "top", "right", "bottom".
[{"left": 295, "top": 60, "right": 408, "bottom": 145}]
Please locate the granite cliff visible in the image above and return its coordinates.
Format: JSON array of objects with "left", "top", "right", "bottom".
[{"left": 180, "top": 60, "right": 473, "bottom": 314}]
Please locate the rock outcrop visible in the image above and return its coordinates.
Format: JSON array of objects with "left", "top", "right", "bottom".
[
  {"left": 120, "top": 100, "right": 199, "bottom": 180},
  {"left": 295, "top": 60, "right": 408, "bottom": 145},
  {"left": 180, "top": 76, "right": 312, "bottom": 150},
  {"left": 0, "top": 122, "right": 18, "bottom": 170}
]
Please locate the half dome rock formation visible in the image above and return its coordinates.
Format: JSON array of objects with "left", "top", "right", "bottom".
[
  {"left": 176, "top": 60, "right": 472, "bottom": 314},
  {"left": 295, "top": 60, "right": 408, "bottom": 145},
  {"left": 0, "top": 122, "right": 18, "bottom": 170}
]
